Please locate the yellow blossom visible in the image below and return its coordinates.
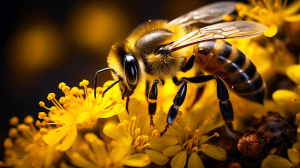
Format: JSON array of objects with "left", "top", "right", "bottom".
[
  {"left": 161, "top": 110, "right": 226, "bottom": 168},
  {"left": 261, "top": 147, "right": 300, "bottom": 168},
  {"left": 236, "top": 0, "right": 300, "bottom": 37},
  {"left": 39, "top": 80, "right": 125, "bottom": 151},
  {"left": 261, "top": 154, "right": 294, "bottom": 168},
  {"left": 273, "top": 64, "right": 300, "bottom": 117},
  {"left": 1, "top": 116, "right": 62, "bottom": 168},
  {"left": 103, "top": 98, "right": 172, "bottom": 165},
  {"left": 67, "top": 133, "right": 151, "bottom": 168}
]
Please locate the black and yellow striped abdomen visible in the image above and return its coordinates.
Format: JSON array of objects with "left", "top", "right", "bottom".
[{"left": 194, "top": 40, "right": 265, "bottom": 104}]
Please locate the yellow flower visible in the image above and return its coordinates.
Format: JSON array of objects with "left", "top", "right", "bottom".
[
  {"left": 1, "top": 116, "right": 62, "bottom": 168},
  {"left": 103, "top": 98, "right": 174, "bottom": 165},
  {"left": 161, "top": 111, "right": 226, "bottom": 168},
  {"left": 273, "top": 65, "right": 300, "bottom": 118},
  {"left": 236, "top": 0, "right": 300, "bottom": 37},
  {"left": 67, "top": 133, "right": 151, "bottom": 168},
  {"left": 261, "top": 147, "right": 299, "bottom": 168},
  {"left": 38, "top": 80, "right": 125, "bottom": 151}
]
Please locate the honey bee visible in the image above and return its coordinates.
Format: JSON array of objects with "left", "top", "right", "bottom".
[{"left": 94, "top": 1, "right": 268, "bottom": 136}]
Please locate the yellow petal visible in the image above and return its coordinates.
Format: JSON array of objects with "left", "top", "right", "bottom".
[
  {"left": 285, "top": 14, "right": 300, "bottom": 22},
  {"left": 97, "top": 104, "right": 124, "bottom": 118},
  {"left": 57, "top": 126, "right": 77, "bottom": 151},
  {"left": 42, "top": 126, "right": 69, "bottom": 145},
  {"left": 149, "top": 135, "right": 179, "bottom": 152},
  {"left": 284, "top": 1, "right": 300, "bottom": 16},
  {"left": 128, "top": 98, "right": 139, "bottom": 118},
  {"left": 264, "top": 25, "right": 278, "bottom": 37},
  {"left": 110, "top": 137, "right": 132, "bottom": 162},
  {"left": 287, "top": 148, "right": 300, "bottom": 165},
  {"left": 145, "top": 149, "right": 169, "bottom": 165},
  {"left": 117, "top": 110, "right": 129, "bottom": 122},
  {"left": 70, "top": 152, "right": 97, "bottom": 168},
  {"left": 261, "top": 155, "right": 293, "bottom": 168},
  {"left": 170, "top": 151, "right": 187, "bottom": 168},
  {"left": 272, "top": 90, "right": 299, "bottom": 106},
  {"left": 122, "top": 153, "right": 151, "bottom": 167},
  {"left": 103, "top": 124, "right": 127, "bottom": 140},
  {"left": 201, "top": 144, "right": 227, "bottom": 161},
  {"left": 286, "top": 65, "right": 300, "bottom": 84},
  {"left": 188, "top": 152, "right": 204, "bottom": 168},
  {"left": 163, "top": 145, "right": 182, "bottom": 157}
]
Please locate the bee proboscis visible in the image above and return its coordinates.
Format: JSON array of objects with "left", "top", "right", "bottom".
[{"left": 94, "top": 1, "right": 268, "bottom": 136}]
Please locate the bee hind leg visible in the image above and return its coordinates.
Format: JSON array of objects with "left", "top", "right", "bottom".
[
  {"left": 182, "top": 75, "right": 242, "bottom": 137},
  {"left": 160, "top": 81, "right": 187, "bottom": 136}
]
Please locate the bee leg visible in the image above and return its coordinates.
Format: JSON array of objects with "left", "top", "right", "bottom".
[
  {"left": 160, "top": 81, "right": 187, "bottom": 136},
  {"left": 148, "top": 80, "right": 159, "bottom": 126},
  {"left": 183, "top": 75, "right": 242, "bottom": 136},
  {"left": 215, "top": 77, "right": 241, "bottom": 136},
  {"left": 181, "top": 54, "right": 195, "bottom": 72}
]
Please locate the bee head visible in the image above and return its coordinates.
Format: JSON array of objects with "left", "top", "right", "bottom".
[{"left": 105, "top": 42, "right": 142, "bottom": 99}]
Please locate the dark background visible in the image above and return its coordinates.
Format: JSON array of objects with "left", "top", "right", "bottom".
[{"left": 0, "top": 0, "right": 243, "bottom": 161}]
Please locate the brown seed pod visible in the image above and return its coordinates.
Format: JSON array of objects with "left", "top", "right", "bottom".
[{"left": 237, "top": 133, "right": 265, "bottom": 158}]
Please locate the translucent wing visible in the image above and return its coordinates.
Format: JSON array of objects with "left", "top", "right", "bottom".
[
  {"left": 168, "top": 1, "right": 236, "bottom": 27},
  {"left": 164, "top": 21, "right": 268, "bottom": 52}
]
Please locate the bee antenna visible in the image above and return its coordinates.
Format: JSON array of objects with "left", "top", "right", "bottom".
[
  {"left": 102, "top": 78, "right": 121, "bottom": 97},
  {"left": 94, "top": 67, "right": 111, "bottom": 98}
]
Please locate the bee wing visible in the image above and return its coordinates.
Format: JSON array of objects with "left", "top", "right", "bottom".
[
  {"left": 165, "top": 21, "right": 268, "bottom": 52},
  {"left": 168, "top": 1, "right": 236, "bottom": 27}
]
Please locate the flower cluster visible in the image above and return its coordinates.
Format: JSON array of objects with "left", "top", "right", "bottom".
[{"left": 226, "top": 0, "right": 300, "bottom": 37}]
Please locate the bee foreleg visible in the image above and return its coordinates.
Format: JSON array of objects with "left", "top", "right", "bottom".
[
  {"left": 148, "top": 80, "right": 159, "bottom": 127},
  {"left": 160, "top": 81, "right": 187, "bottom": 136},
  {"left": 181, "top": 54, "right": 195, "bottom": 72}
]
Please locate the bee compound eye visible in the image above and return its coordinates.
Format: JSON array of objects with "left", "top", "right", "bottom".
[{"left": 124, "top": 54, "right": 138, "bottom": 90}]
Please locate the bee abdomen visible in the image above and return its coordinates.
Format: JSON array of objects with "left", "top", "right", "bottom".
[{"left": 194, "top": 40, "right": 265, "bottom": 104}]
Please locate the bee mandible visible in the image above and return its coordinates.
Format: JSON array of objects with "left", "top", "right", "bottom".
[{"left": 94, "top": 1, "right": 268, "bottom": 136}]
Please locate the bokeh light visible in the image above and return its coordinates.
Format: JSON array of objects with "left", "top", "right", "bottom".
[
  {"left": 6, "top": 23, "right": 65, "bottom": 76},
  {"left": 65, "top": 2, "right": 131, "bottom": 55}
]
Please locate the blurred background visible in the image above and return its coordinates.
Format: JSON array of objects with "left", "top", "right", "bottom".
[{"left": 0, "top": 0, "right": 243, "bottom": 159}]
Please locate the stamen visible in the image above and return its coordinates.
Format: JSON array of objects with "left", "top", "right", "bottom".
[
  {"left": 8, "top": 128, "right": 18, "bottom": 138},
  {"left": 204, "top": 144, "right": 209, "bottom": 150},
  {"left": 9, "top": 117, "right": 19, "bottom": 126},
  {"left": 80, "top": 80, "right": 90, "bottom": 107},
  {"left": 135, "top": 128, "right": 141, "bottom": 138},
  {"left": 199, "top": 115, "right": 214, "bottom": 134},
  {"left": 24, "top": 115, "right": 34, "bottom": 124},
  {"left": 199, "top": 132, "right": 219, "bottom": 144},
  {"left": 62, "top": 86, "right": 70, "bottom": 94},
  {"left": 191, "top": 146, "right": 199, "bottom": 152},
  {"left": 39, "top": 101, "right": 50, "bottom": 110},
  {"left": 39, "top": 128, "right": 48, "bottom": 135},
  {"left": 4, "top": 138, "right": 13, "bottom": 149},
  {"left": 38, "top": 112, "right": 47, "bottom": 119},
  {"left": 131, "top": 116, "right": 137, "bottom": 135},
  {"left": 185, "top": 127, "right": 191, "bottom": 143},
  {"left": 58, "top": 82, "right": 66, "bottom": 89}
]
